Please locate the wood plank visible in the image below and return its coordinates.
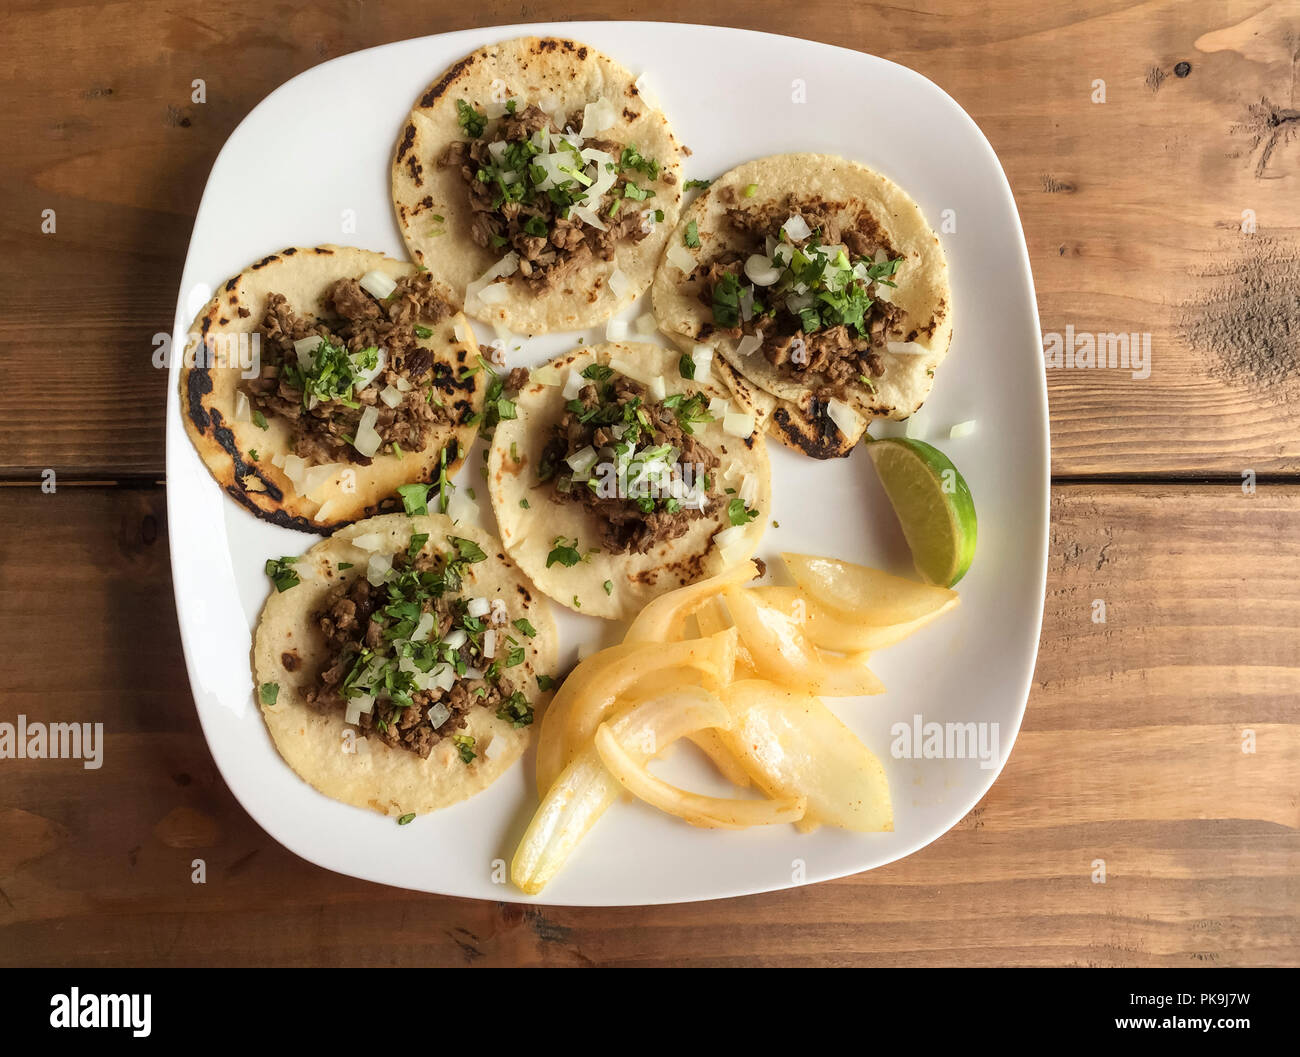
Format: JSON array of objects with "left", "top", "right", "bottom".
[
  {"left": 1, "top": 2, "right": 1298, "bottom": 476},
  {"left": 0, "top": 483, "right": 1295, "bottom": 966}
]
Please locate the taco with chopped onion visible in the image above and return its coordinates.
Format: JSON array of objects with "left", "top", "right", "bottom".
[
  {"left": 487, "top": 342, "right": 771, "bottom": 620},
  {"left": 180, "top": 246, "right": 486, "bottom": 532},
  {"left": 392, "top": 36, "right": 684, "bottom": 333},
  {"left": 652, "top": 153, "right": 953, "bottom": 458},
  {"left": 253, "top": 514, "right": 556, "bottom": 817}
]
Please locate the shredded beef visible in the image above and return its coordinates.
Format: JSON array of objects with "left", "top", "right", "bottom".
[
  {"left": 537, "top": 373, "right": 719, "bottom": 553},
  {"left": 437, "top": 106, "right": 660, "bottom": 294},
  {"left": 303, "top": 551, "right": 521, "bottom": 759},
  {"left": 690, "top": 193, "right": 908, "bottom": 398},
  {"left": 240, "top": 273, "right": 458, "bottom": 465}
]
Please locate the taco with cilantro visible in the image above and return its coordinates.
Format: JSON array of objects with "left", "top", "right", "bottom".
[
  {"left": 253, "top": 514, "right": 557, "bottom": 817},
  {"left": 180, "top": 246, "right": 486, "bottom": 532},
  {"left": 392, "top": 36, "right": 684, "bottom": 333},
  {"left": 651, "top": 154, "right": 953, "bottom": 458},
  {"left": 487, "top": 342, "right": 771, "bottom": 620}
]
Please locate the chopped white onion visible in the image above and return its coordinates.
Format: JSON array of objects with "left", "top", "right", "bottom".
[
  {"left": 351, "top": 347, "right": 386, "bottom": 390},
  {"left": 562, "top": 360, "right": 593, "bottom": 399},
  {"left": 739, "top": 472, "right": 759, "bottom": 508},
  {"left": 666, "top": 242, "right": 696, "bottom": 274},
  {"left": 693, "top": 345, "right": 714, "bottom": 383},
  {"left": 444, "top": 629, "right": 468, "bottom": 650},
  {"left": 394, "top": 376, "right": 413, "bottom": 392},
  {"left": 608, "top": 268, "right": 631, "bottom": 299},
  {"left": 359, "top": 270, "right": 397, "bottom": 300},
  {"left": 477, "top": 282, "right": 510, "bottom": 305},
  {"left": 467, "top": 596, "right": 490, "bottom": 618},
  {"left": 712, "top": 524, "right": 747, "bottom": 550},
  {"left": 723, "top": 411, "right": 756, "bottom": 437},
  {"left": 489, "top": 598, "right": 508, "bottom": 626},
  {"left": 462, "top": 666, "right": 484, "bottom": 681},
  {"left": 379, "top": 384, "right": 403, "bottom": 408},
  {"left": 482, "top": 629, "right": 497, "bottom": 659},
  {"left": 302, "top": 462, "right": 345, "bottom": 499},
  {"left": 648, "top": 374, "right": 667, "bottom": 401},
  {"left": 353, "top": 406, "right": 382, "bottom": 458},
  {"left": 365, "top": 553, "right": 392, "bottom": 586},
  {"left": 781, "top": 215, "right": 812, "bottom": 242},
  {"left": 465, "top": 252, "right": 520, "bottom": 306},
  {"left": 949, "top": 419, "right": 978, "bottom": 440},
  {"left": 736, "top": 332, "right": 763, "bottom": 357},
  {"left": 708, "top": 396, "right": 731, "bottom": 418},
  {"left": 579, "top": 98, "right": 617, "bottom": 137},
  {"left": 431, "top": 664, "right": 455, "bottom": 693},
  {"left": 426, "top": 702, "right": 451, "bottom": 729},
  {"left": 412, "top": 611, "right": 437, "bottom": 642},
  {"left": 234, "top": 390, "right": 251, "bottom": 422},
  {"left": 605, "top": 318, "right": 629, "bottom": 341},
  {"left": 533, "top": 364, "right": 562, "bottom": 387},
  {"left": 744, "top": 254, "right": 781, "bottom": 286},
  {"left": 826, "top": 397, "right": 864, "bottom": 438},
  {"left": 349, "top": 532, "right": 384, "bottom": 552},
  {"left": 293, "top": 335, "right": 323, "bottom": 366},
  {"left": 453, "top": 321, "right": 467, "bottom": 342},
  {"left": 566, "top": 445, "right": 599, "bottom": 475}
]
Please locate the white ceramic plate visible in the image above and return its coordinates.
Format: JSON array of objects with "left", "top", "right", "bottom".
[{"left": 165, "top": 21, "right": 1048, "bottom": 906}]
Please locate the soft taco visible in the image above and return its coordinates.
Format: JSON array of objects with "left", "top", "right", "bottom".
[
  {"left": 487, "top": 341, "right": 771, "bottom": 620},
  {"left": 180, "top": 246, "right": 486, "bottom": 533},
  {"left": 652, "top": 153, "right": 952, "bottom": 456},
  {"left": 392, "top": 36, "right": 685, "bottom": 333},
  {"left": 253, "top": 514, "right": 557, "bottom": 817}
]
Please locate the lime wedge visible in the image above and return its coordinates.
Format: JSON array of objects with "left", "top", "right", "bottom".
[{"left": 866, "top": 437, "right": 977, "bottom": 587}]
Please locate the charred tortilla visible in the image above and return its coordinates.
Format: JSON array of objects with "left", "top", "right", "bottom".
[
  {"left": 488, "top": 342, "right": 771, "bottom": 620},
  {"left": 180, "top": 246, "right": 486, "bottom": 533},
  {"left": 652, "top": 153, "right": 952, "bottom": 455},
  {"left": 253, "top": 514, "right": 556, "bottom": 817},
  {"left": 392, "top": 36, "right": 685, "bottom": 333}
]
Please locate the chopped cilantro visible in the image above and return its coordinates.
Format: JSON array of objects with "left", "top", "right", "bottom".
[
  {"left": 537, "top": 674, "right": 557, "bottom": 692},
  {"left": 603, "top": 580, "right": 613, "bottom": 596},
  {"left": 452, "top": 735, "right": 476, "bottom": 764},
  {"left": 546, "top": 537, "right": 583, "bottom": 568},
  {"left": 252, "top": 410, "right": 268, "bottom": 430},
  {"left": 413, "top": 325, "right": 433, "bottom": 339},
  {"left": 727, "top": 498, "right": 759, "bottom": 526},
  {"left": 407, "top": 532, "right": 429, "bottom": 561},
  {"left": 265, "top": 557, "right": 300, "bottom": 592},
  {"left": 683, "top": 178, "right": 711, "bottom": 191},
  {"left": 678, "top": 351, "right": 696, "bottom": 380},
  {"left": 512, "top": 617, "right": 537, "bottom": 637},
  {"left": 684, "top": 219, "right": 700, "bottom": 248},
  {"left": 456, "top": 99, "right": 486, "bottom": 138},
  {"left": 496, "top": 690, "right": 534, "bottom": 728},
  {"left": 397, "top": 813, "right": 416, "bottom": 826},
  {"left": 397, "top": 482, "right": 431, "bottom": 516},
  {"left": 258, "top": 682, "right": 279, "bottom": 705}
]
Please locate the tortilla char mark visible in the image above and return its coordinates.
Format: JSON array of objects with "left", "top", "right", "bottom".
[
  {"left": 771, "top": 400, "right": 856, "bottom": 461},
  {"left": 420, "top": 52, "right": 479, "bottom": 108},
  {"left": 395, "top": 121, "right": 417, "bottom": 164}
]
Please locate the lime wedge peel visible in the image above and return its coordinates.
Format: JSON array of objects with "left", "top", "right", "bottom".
[{"left": 865, "top": 437, "right": 978, "bottom": 588}]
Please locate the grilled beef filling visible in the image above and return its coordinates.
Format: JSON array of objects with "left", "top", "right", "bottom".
[
  {"left": 304, "top": 540, "right": 533, "bottom": 760},
  {"left": 241, "top": 274, "right": 459, "bottom": 466},
  {"left": 438, "top": 101, "right": 671, "bottom": 294},
  {"left": 536, "top": 366, "right": 721, "bottom": 554},
  {"left": 693, "top": 194, "right": 911, "bottom": 395}
]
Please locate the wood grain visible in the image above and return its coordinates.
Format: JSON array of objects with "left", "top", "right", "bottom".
[
  {"left": 1, "top": 2, "right": 1299, "bottom": 477},
  {"left": 0, "top": 484, "right": 1294, "bottom": 967}
]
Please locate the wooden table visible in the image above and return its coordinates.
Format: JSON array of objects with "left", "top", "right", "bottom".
[{"left": 1, "top": 1, "right": 1296, "bottom": 967}]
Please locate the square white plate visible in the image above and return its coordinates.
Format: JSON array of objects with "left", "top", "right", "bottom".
[{"left": 165, "top": 21, "right": 1048, "bottom": 906}]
